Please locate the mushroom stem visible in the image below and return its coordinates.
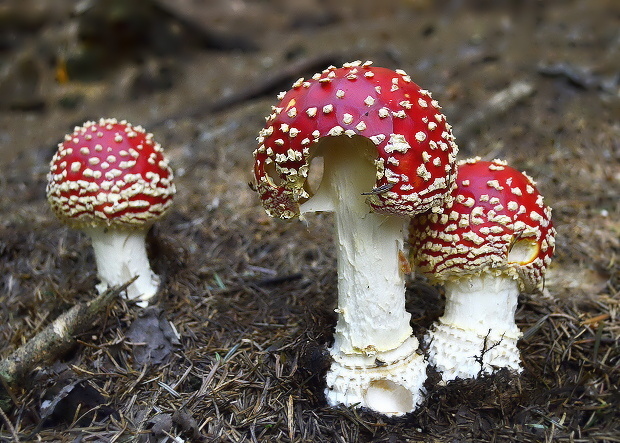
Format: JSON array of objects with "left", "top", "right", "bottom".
[
  {"left": 426, "top": 273, "right": 522, "bottom": 382},
  {"left": 302, "top": 137, "right": 426, "bottom": 415},
  {"left": 84, "top": 227, "right": 160, "bottom": 305},
  {"left": 332, "top": 205, "right": 411, "bottom": 353}
]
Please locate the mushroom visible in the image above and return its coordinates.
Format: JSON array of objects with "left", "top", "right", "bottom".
[
  {"left": 409, "top": 157, "right": 555, "bottom": 381},
  {"left": 46, "top": 118, "right": 176, "bottom": 305},
  {"left": 253, "top": 61, "right": 458, "bottom": 415}
]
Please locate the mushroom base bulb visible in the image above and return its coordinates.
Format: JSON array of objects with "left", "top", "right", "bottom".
[
  {"left": 326, "top": 336, "right": 427, "bottom": 416},
  {"left": 426, "top": 273, "right": 523, "bottom": 382},
  {"left": 85, "top": 227, "right": 160, "bottom": 306}
]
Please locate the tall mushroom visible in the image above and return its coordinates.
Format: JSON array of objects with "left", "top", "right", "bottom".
[
  {"left": 47, "top": 118, "right": 176, "bottom": 305},
  {"left": 409, "top": 157, "right": 555, "bottom": 381},
  {"left": 253, "top": 61, "right": 458, "bottom": 415}
]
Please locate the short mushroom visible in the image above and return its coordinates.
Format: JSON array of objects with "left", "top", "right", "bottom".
[
  {"left": 253, "top": 61, "right": 458, "bottom": 415},
  {"left": 409, "top": 157, "right": 555, "bottom": 381},
  {"left": 47, "top": 118, "right": 176, "bottom": 305}
]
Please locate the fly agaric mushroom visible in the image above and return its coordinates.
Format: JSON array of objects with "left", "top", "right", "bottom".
[
  {"left": 253, "top": 61, "right": 458, "bottom": 415},
  {"left": 409, "top": 157, "right": 555, "bottom": 381},
  {"left": 47, "top": 118, "right": 176, "bottom": 305}
]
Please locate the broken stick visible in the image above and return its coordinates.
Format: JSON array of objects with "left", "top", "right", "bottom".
[
  {"left": 454, "top": 80, "right": 535, "bottom": 155},
  {"left": 0, "top": 280, "right": 134, "bottom": 412},
  {"left": 148, "top": 52, "right": 344, "bottom": 128}
]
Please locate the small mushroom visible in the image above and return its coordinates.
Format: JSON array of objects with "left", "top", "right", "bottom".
[
  {"left": 409, "top": 157, "right": 555, "bottom": 381},
  {"left": 253, "top": 61, "right": 458, "bottom": 415},
  {"left": 46, "top": 118, "right": 176, "bottom": 305}
]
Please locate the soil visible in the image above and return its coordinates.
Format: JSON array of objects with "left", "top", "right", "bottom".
[{"left": 1, "top": 0, "right": 619, "bottom": 441}]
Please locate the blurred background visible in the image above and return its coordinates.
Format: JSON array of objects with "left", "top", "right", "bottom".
[{"left": 1, "top": 0, "right": 618, "bottom": 296}]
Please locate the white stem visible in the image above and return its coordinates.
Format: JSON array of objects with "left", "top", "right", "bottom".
[
  {"left": 426, "top": 273, "right": 523, "bottom": 381},
  {"left": 301, "top": 137, "right": 425, "bottom": 415},
  {"left": 331, "top": 193, "right": 412, "bottom": 354},
  {"left": 84, "top": 227, "right": 160, "bottom": 305},
  {"left": 302, "top": 138, "right": 412, "bottom": 355}
]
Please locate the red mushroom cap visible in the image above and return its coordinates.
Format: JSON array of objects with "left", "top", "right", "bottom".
[
  {"left": 46, "top": 118, "right": 176, "bottom": 229},
  {"left": 253, "top": 60, "right": 458, "bottom": 219},
  {"left": 410, "top": 158, "right": 555, "bottom": 291}
]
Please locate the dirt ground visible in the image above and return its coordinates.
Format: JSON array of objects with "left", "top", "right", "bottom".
[{"left": 1, "top": 0, "right": 619, "bottom": 441}]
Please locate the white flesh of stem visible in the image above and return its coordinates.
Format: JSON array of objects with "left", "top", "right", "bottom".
[
  {"left": 84, "top": 227, "right": 160, "bottom": 305},
  {"left": 301, "top": 136, "right": 412, "bottom": 354}
]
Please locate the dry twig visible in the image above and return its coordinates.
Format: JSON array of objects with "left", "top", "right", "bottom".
[
  {"left": 149, "top": 53, "right": 345, "bottom": 128},
  {"left": 0, "top": 280, "right": 133, "bottom": 412}
]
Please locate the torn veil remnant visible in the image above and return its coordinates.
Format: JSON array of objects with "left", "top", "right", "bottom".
[
  {"left": 46, "top": 118, "right": 176, "bottom": 306},
  {"left": 410, "top": 158, "right": 555, "bottom": 382},
  {"left": 253, "top": 61, "right": 458, "bottom": 415}
]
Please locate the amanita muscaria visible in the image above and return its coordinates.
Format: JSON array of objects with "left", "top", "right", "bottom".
[
  {"left": 409, "top": 157, "right": 555, "bottom": 381},
  {"left": 47, "top": 118, "right": 176, "bottom": 305},
  {"left": 253, "top": 61, "right": 458, "bottom": 415}
]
